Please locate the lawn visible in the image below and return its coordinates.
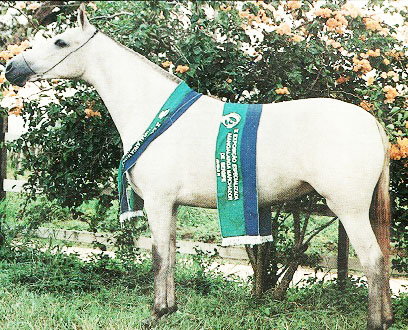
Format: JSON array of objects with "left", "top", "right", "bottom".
[
  {"left": 0, "top": 194, "right": 407, "bottom": 329},
  {"left": 1, "top": 245, "right": 406, "bottom": 330}
]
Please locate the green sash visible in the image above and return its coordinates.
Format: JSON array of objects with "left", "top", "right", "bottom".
[{"left": 216, "top": 103, "right": 272, "bottom": 246}]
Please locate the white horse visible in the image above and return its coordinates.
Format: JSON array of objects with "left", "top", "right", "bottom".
[{"left": 5, "top": 6, "right": 393, "bottom": 329}]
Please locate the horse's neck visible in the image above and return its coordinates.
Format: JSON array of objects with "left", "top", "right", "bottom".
[{"left": 82, "top": 33, "right": 179, "bottom": 152}]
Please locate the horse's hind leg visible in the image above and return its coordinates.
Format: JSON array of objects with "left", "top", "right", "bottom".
[
  {"left": 144, "top": 198, "right": 177, "bottom": 319},
  {"left": 331, "top": 210, "right": 390, "bottom": 330}
]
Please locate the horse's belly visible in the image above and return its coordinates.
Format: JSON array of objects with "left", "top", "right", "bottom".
[{"left": 175, "top": 179, "right": 313, "bottom": 208}]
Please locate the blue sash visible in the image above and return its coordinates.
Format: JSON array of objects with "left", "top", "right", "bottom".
[{"left": 118, "top": 82, "right": 202, "bottom": 221}]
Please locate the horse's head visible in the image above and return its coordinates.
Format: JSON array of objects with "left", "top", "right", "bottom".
[{"left": 5, "top": 5, "right": 97, "bottom": 87}]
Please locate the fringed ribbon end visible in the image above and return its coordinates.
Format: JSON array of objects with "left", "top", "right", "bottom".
[
  {"left": 119, "top": 211, "right": 144, "bottom": 227},
  {"left": 221, "top": 234, "right": 273, "bottom": 247}
]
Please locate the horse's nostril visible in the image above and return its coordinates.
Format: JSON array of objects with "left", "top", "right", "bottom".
[{"left": 5, "top": 61, "right": 13, "bottom": 73}]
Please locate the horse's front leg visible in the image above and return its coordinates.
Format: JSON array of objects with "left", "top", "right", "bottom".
[{"left": 144, "top": 198, "right": 177, "bottom": 319}]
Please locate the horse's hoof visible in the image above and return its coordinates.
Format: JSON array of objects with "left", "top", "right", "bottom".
[
  {"left": 141, "top": 317, "right": 158, "bottom": 329},
  {"left": 383, "top": 313, "right": 394, "bottom": 328},
  {"left": 152, "top": 306, "right": 169, "bottom": 319},
  {"left": 167, "top": 304, "right": 178, "bottom": 314}
]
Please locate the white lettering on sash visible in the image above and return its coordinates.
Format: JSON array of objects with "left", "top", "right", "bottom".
[
  {"left": 226, "top": 133, "right": 232, "bottom": 170},
  {"left": 220, "top": 161, "right": 226, "bottom": 182},
  {"left": 123, "top": 122, "right": 162, "bottom": 162},
  {"left": 232, "top": 163, "right": 239, "bottom": 200},
  {"left": 232, "top": 132, "right": 238, "bottom": 163},
  {"left": 223, "top": 130, "right": 240, "bottom": 201}
]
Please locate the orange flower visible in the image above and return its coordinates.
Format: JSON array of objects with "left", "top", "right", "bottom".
[
  {"left": 16, "top": 2, "right": 26, "bottom": 9},
  {"left": 359, "top": 100, "right": 374, "bottom": 111},
  {"left": 363, "top": 17, "right": 388, "bottom": 35},
  {"left": 276, "top": 87, "right": 290, "bottom": 95},
  {"left": 326, "top": 39, "right": 341, "bottom": 49},
  {"left": 161, "top": 61, "right": 172, "bottom": 68},
  {"left": 0, "top": 51, "right": 13, "bottom": 61},
  {"left": 9, "top": 107, "right": 22, "bottom": 116},
  {"left": 20, "top": 40, "right": 31, "bottom": 50},
  {"left": 220, "top": 4, "right": 232, "bottom": 12},
  {"left": 175, "top": 65, "right": 189, "bottom": 73},
  {"left": 2, "top": 89, "right": 16, "bottom": 98},
  {"left": 275, "top": 22, "right": 291, "bottom": 35},
  {"left": 288, "top": 1, "right": 302, "bottom": 10},
  {"left": 27, "top": 3, "right": 41, "bottom": 10},
  {"left": 353, "top": 58, "right": 372, "bottom": 73},
  {"left": 226, "top": 78, "right": 232, "bottom": 84},
  {"left": 397, "top": 137, "right": 408, "bottom": 158},
  {"left": 314, "top": 8, "right": 333, "bottom": 18},
  {"left": 385, "top": 50, "right": 404, "bottom": 59},
  {"left": 367, "top": 49, "right": 380, "bottom": 57},
  {"left": 87, "top": 2, "right": 98, "bottom": 10},
  {"left": 341, "top": 3, "right": 362, "bottom": 18},
  {"left": 325, "top": 13, "right": 348, "bottom": 33},
  {"left": 8, "top": 99, "right": 23, "bottom": 116},
  {"left": 383, "top": 58, "right": 390, "bottom": 65},
  {"left": 0, "top": 74, "right": 5, "bottom": 84},
  {"left": 383, "top": 85, "right": 398, "bottom": 102},
  {"left": 390, "top": 144, "right": 401, "bottom": 160},
  {"left": 239, "top": 9, "right": 250, "bottom": 18},
  {"left": 387, "top": 71, "right": 399, "bottom": 82},
  {"left": 364, "top": 17, "right": 382, "bottom": 31},
  {"left": 336, "top": 76, "right": 350, "bottom": 84},
  {"left": 84, "top": 108, "right": 101, "bottom": 118},
  {"left": 290, "top": 35, "right": 303, "bottom": 42},
  {"left": 326, "top": 18, "right": 338, "bottom": 29}
]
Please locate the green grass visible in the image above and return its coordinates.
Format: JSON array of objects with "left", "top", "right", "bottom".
[{"left": 0, "top": 246, "right": 407, "bottom": 330}]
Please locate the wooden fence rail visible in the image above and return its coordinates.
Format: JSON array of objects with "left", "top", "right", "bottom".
[{"left": 34, "top": 226, "right": 363, "bottom": 273}]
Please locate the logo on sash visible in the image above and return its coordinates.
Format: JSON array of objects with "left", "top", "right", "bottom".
[{"left": 222, "top": 112, "right": 241, "bottom": 128}]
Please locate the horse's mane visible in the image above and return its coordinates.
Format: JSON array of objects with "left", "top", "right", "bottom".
[{"left": 101, "top": 31, "right": 182, "bottom": 84}]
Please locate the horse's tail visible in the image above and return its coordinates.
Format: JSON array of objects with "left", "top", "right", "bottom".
[{"left": 369, "top": 121, "right": 391, "bottom": 266}]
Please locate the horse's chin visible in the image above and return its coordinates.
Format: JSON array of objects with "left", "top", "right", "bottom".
[
  {"left": 6, "top": 75, "right": 28, "bottom": 87},
  {"left": 13, "top": 74, "right": 41, "bottom": 87},
  {"left": 14, "top": 78, "right": 28, "bottom": 87}
]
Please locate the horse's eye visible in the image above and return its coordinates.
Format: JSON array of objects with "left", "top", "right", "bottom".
[{"left": 54, "top": 39, "right": 68, "bottom": 48}]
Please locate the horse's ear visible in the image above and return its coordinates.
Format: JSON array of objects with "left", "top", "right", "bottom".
[{"left": 77, "top": 3, "right": 91, "bottom": 30}]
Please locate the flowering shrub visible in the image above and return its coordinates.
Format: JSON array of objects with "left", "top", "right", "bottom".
[{"left": 0, "top": 1, "right": 407, "bottom": 271}]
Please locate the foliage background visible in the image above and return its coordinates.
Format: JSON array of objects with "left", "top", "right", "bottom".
[{"left": 0, "top": 1, "right": 407, "bottom": 272}]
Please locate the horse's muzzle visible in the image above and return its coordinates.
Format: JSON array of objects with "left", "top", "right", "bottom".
[{"left": 5, "top": 56, "right": 33, "bottom": 87}]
